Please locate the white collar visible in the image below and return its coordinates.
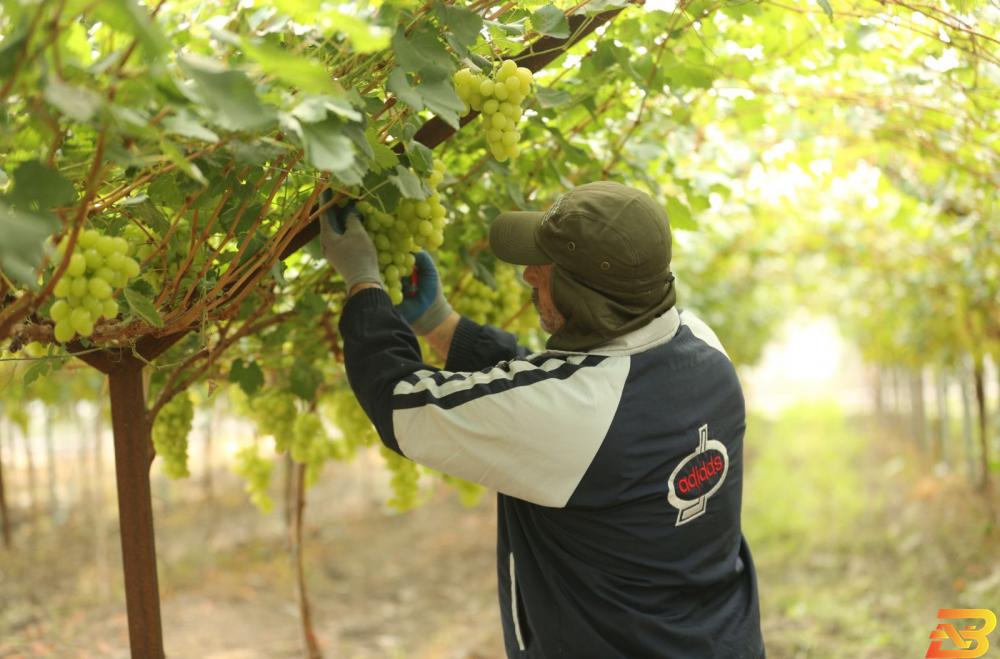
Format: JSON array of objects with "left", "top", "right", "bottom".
[{"left": 529, "top": 307, "right": 681, "bottom": 360}]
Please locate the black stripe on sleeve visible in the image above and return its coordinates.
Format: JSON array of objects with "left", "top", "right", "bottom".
[{"left": 393, "top": 354, "right": 607, "bottom": 411}]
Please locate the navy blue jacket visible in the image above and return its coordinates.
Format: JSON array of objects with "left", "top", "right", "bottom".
[{"left": 340, "top": 288, "right": 765, "bottom": 658}]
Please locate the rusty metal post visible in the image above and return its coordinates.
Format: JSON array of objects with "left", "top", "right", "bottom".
[{"left": 107, "top": 353, "right": 165, "bottom": 658}]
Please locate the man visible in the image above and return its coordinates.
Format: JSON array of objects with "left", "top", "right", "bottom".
[{"left": 322, "top": 181, "right": 765, "bottom": 658}]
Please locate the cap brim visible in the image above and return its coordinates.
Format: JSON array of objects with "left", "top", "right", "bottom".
[{"left": 489, "top": 211, "right": 551, "bottom": 265}]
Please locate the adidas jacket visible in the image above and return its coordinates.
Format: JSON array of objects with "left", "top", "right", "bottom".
[{"left": 340, "top": 288, "right": 765, "bottom": 659}]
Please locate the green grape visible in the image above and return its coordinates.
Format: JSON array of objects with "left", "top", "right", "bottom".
[
  {"left": 53, "top": 320, "right": 74, "bottom": 343},
  {"left": 247, "top": 389, "right": 297, "bottom": 452},
  {"left": 234, "top": 446, "right": 274, "bottom": 513},
  {"left": 352, "top": 157, "right": 451, "bottom": 297},
  {"left": 103, "top": 299, "right": 119, "bottom": 318},
  {"left": 50, "top": 299, "right": 69, "bottom": 322},
  {"left": 88, "top": 277, "right": 112, "bottom": 299},
  {"left": 152, "top": 391, "right": 194, "bottom": 479},
  {"left": 455, "top": 62, "right": 533, "bottom": 163},
  {"left": 321, "top": 386, "right": 377, "bottom": 456},
  {"left": 67, "top": 253, "right": 86, "bottom": 277},
  {"left": 450, "top": 263, "right": 535, "bottom": 331},
  {"left": 47, "top": 227, "right": 144, "bottom": 342},
  {"left": 380, "top": 446, "right": 421, "bottom": 511},
  {"left": 440, "top": 473, "right": 486, "bottom": 508}
]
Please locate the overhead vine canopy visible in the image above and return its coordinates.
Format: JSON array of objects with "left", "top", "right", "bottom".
[{"left": 0, "top": 0, "right": 996, "bottom": 378}]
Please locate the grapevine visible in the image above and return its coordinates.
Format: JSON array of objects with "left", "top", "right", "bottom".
[
  {"left": 356, "top": 159, "right": 449, "bottom": 303},
  {"left": 48, "top": 228, "right": 141, "bottom": 342},
  {"left": 151, "top": 390, "right": 194, "bottom": 479},
  {"left": 454, "top": 60, "right": 534, "bottom": 162}
]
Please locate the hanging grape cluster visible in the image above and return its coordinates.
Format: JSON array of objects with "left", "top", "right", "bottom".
[
  {"left": 380, "top": 445, "right": 421, "bottom": 511},
  {"left": 152, "top": 390, "right": 194, "bottom": 479},
  {"left": 291, "top": 411, "right": 349, "bottom": 485},
  {"left": 356, "top": 159, "right": 448, "bottom": 304},
  {"left": 439, "top": 473, "right": 486, "bottom": 507},
  {"left": 454, "top": 60, "right": 534, "bottom": 162},
  {"left": 322, "top": 386, "right": 378, "bottom": 455},
  {"left": 452, "top": 264, "right": 532, "bottom": 330},
  {"left": 49, "top": 228, "right": 141, "bottom": 342},
  {"left": 248, "top": 390, "right": 298, "bottom": 452},
  {"left": 234, "top": 446, "right": 274, "bottom": 513}
]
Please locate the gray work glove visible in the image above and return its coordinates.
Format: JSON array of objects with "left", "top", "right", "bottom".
[{"left": 319, "top": 198, "right": 383, "bottom": 291}]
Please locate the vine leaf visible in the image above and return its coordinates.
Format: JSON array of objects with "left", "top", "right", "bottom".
[
  {"left": 391, "top": 25, "right": 454, "bottom": 75},
  {"left": 43, "top": 77, "right": 102, "bottom": 122},
  {"left": 93, "top": 0, "right": 170, "bottom": 60},
  {"left": 388, "top": 166, "right": 428, "bottom": 200},
  {"left": 665, "top": 197, "right": 695, "bottom": 231},
  {"left": 531, "top": 5, "right": 570, "bottom": 39},
  {"left": 387, "top": 68, "right": 423, "bottom": 111},
  {"left": 535, "top": 86, "right": 572, "bottom": 108},
  {"left": 239, "top": 37, "right": 335, "bottom": 95},
  {"left": 0, "top": 26, "right": 27, "bottom": 76},
  {"left": 287, "top": 115, "right": 357, "bottom": 177},
  {"left": 161, "top": 112, "right": 219, "bottom": 143},
  {"left": 816, "top": 0, "right": 834, "bottom": 21},
  {"left": 270, "top": 0, "right": 389, "bottom": 53},
  {"left": 22, "top": 359, "right": 52, "bottom": 387},
  {"left": 124, "top": 288, "right": 164, "bottom": 328},
  {"left": 415, "top": 71, "right": 465, "bottom": 130},
  {"left": 0, "top": 204, "right": 58, "bottom": 288},
  {"left": 434, "top": 1, "right": 482, "bottom": 57},
  {"left": 179, "top": 55, "right": 275, "bottom": 132},
  {"left": 407, "top": 141, "right": 435, "bottom": 175},
  {"left": 5, "top": 160, "right": 76, "bottom": 211},
  {"left": 290, "top": 360, "right": 321, "bottom": 401},
  {"left": 229, "top": 358, "right": 264, "bottom": 396}
]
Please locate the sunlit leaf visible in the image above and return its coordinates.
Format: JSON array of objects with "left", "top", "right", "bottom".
[
  {"left": 531, "top": 5, "right": 570, "bottom": 39},
  {"left": 179, "top": 55, "right": 275, "bottom": 132},
  {"left": 124, "top": 288, "right": 164, "bottom": 327}
]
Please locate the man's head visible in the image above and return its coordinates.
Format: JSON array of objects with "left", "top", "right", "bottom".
[{"left": 490, "top": 181, "right": 676, "bottom": 351}]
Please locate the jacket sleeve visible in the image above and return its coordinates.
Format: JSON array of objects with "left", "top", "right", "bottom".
[
  {"left": 445, "top": 315, "right": 531, "bottom": 371},
  {"left": 339, "top": 288, "right": 626, "bottom": 507}
]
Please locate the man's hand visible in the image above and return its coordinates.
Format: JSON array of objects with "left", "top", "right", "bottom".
[
  {"left": 397, "top": 251, "right": 454, "bottom": 335},
  {"left": 318, "top": 190, "right": 383, "bottom": 292}
]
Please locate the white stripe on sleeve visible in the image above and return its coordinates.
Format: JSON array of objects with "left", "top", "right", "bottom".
[{"left": 391, "top": 355, "right": 629, "bottom": 507}]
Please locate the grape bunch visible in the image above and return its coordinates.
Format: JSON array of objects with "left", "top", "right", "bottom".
[
  {"left": 452, "top": 264, "right": 531, "bottom": 328},
  {"left": 291, "top": 411, "right": 347, "bottom": 485},
  {"left": 356, "top": 159, "right": 449, "bottom": 303},
  {"left": 454, "top": 60, "right": 534, "bottom": 162},
  {"left": 439, "top": 472, "right": 486, "bottom": 507},
  {"left": 248, "top": 390, "right": 298, "bottom": 452},
  {"left": 380, "top": 446, "right": 422, "bottom": 511},
  {"left": 322, "top": 386, "right": 378, "bottom": 456},
  {"left": 49, "top": 228, "right": 141, "bottom": 342},
  {"left": 152, "top": 391, "right": 194, "bottom": 479},
  {"left": 234, "top": 446, "right": 274, "bottom": 513}
]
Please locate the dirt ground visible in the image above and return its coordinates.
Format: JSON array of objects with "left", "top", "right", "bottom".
[
  {"left": 1, "top": 409, "right": 998, "bottom": 659},
  {"left": 0, "top": 454, "right": 504, "bottom": 659}
]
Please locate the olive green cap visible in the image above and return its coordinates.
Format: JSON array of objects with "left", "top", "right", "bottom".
[{"left": 490, "top": 181, "right": 677, "bottom": 351}]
